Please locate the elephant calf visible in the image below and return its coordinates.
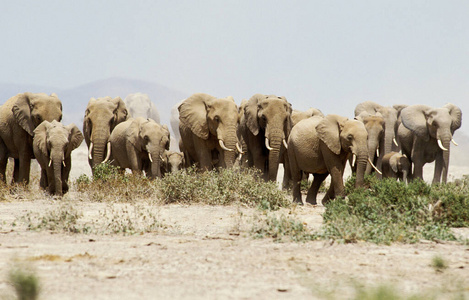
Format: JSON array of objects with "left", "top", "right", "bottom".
[
  {"left": 381, "top": 151, "right": 410, "bottom": 183},
  {"left": 109, "top": 117, "right": 170, "bottom": 179},
  {"left": 161, "top": 150, "right": 185, "bottom": 175},
  {"left": 33, "top": 120, "right": 84, "bottom": 196}
]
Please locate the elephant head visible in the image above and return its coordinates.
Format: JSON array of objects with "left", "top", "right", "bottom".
[
  {"left": 355, "top": 114, "right": 385, "bottom": 175},
  {"left": 12, "top": 92, "right": 63, "bottom": 136},
  {"left": 127, "top": 118, "right": 170, "bottom": 179},
  {"left": 291, "top": 107, "right": 324, "bottom": 127},
  {"left": 33, "top": 120, "right": 83, "bottom": 195},
  {"left": 179, "top": 93, "right": 240, "bottom": 169},
  {"left": 400, "top": 103, "right": 462, "bottom": 183},
  {"left": 316, "top": 115, "right": 372, "bottom": 189},
  {"left": 124, "top": 93, "right": 160, "bottom": 123},
  {"left": 245, "top": 94, "right": 292, "bottom": 181},
  {"left": 161, "top": 150, "right": 185, "bottom": 175},
  {"left": 83, "top": 96, "right": 128, "bottom": 170}
]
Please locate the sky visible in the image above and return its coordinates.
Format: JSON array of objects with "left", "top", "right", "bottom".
[{"left": 1, "top": 1, "right": 468, "bottom": 132}]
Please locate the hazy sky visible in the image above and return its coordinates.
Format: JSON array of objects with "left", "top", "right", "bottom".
[{"left": 1, "top": 1, "right": 468, "bottom": 132}]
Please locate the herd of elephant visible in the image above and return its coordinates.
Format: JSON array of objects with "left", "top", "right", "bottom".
[{"left": 0, "top": 91, "right": 462, "bottom": 205}]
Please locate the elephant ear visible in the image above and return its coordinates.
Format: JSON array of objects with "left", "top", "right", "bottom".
[
  {"left": 127, "top": 118, "right": 143, "bottom": 150},
  {"left": 111, "top": 97, "right": 129, "bottom": 123},
  {"left": 12, "top": 92, "right": 35, "bottom": 136},
  {"left": 316, "top": 114, "right": 348, "bottom": 155},
  {"left": 179, "top": 94, "right": 212, "bottom": 140},
  {"left": 401, "top": 105, "right": 432, "bottom": 141},
  {"left": 354, "top": 101, "right": 381, "bottom": 117},
  {"left": 389, "top": 154, "right": 399, "bottom": 173},
  {"left": 443, "top": 103, "right": 462, "bottom": 133},
  {"left": 245, "top": 94, "right": 264, "bottom": 136},
  {"left": 65, "top": 123, "right": 84, "bottom": 158},
  {"left": 33, "top": 121, "right": 52, "bottom": 158}
]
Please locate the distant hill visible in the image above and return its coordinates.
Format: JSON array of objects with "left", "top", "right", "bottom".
[{"left": 0, "top": 78, "right": 189, "bottom": 134}]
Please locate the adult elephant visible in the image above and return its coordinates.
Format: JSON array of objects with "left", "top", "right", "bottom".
[
  {"left": 33, "top": 120, "right": 83, "bottom": 195},
  {"left": 397, "top": 104, "right": 462, "bottom": 184},
  {"left": 179, "top": 93, "right": 240, "bottom": 170},
  {"left": 124, "top": 93, "right": 160, "bottom": 123},
  {"left": 83, "top": 96, "right": 128, "bottom": 172},
  {"left": 241, "top": 94, "right": 292, "bottom": 181},
  {"left": 109, "top": 117, "right": 170, "bottom": 179},
  {"left": 288, "top": 115, "right": 377, "bottom": 205},
  {"left": 354, "top": 113, "right": 385, "bottom": 176},
  {"left": 0, "top": 92, "right": 63, "bottom": 184}
]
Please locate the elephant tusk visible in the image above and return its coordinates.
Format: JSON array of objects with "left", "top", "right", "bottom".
[
  {"left": 376, "top": 148, "right": 380, "bottom": 158},
  {"left": 352, "top": 154, "right": 356, "bottom": 167},
  {"left": 368, "top": 157, "right": 382, "bottom": 175},
  {"left": 219, "top": 140, "right": 234, "bottom": 152},
  {"left": 451, "top": 138, "right": 458, "bottom": 146},
  {"left": 49, "top": 159, "right": 52, "bottom": 167},
  {"left": 63, "top": 161, "right": 66, "bottom": 167},
  {"left": 148, "top": 152, "right": 153, "bottom": 163},
  {"left": 437, "top": 139, "right": 448, "bottom": 151},
  {"left": 103, "top": 142, "right": 111, "bottom": 163},
  {"left": 283, "top": 139, "right": 288, "bottom": 150},
  {"left": 236, "top": 142, "right": 244, "bottom": 154},
  {"left": 393, "top": 138, "right": 398, "bottom": 147},
  {"left": 88, "top": 142, "right": 93, "bottom": 160},
  {"left": 265, "top": 138, "right": 274, "bottom": 151}
]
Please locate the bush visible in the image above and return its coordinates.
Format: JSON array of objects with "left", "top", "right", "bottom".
[
  {"left": 251, "top": 213, "right": 316, "bottom": 242},
  {"left": 319, "top": 177, "right": 469, "bottom": 244},
  {"left": 8, "top": 264, "right": 40, "bottom": 300}
]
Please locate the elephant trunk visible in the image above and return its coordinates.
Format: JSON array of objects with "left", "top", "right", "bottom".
[
  {"left": 438, "top": 131, "right": 452, "bottom": 183},
  {"left": 219, "top": 126, "right": 238, "bottom": 168},
  {"left": 90, "top": 127, "right": 110, "bottom": 168},
  {"left": 267, "top": 129, "right": 284, "bottom": 182},
  {"left": 354, "top": 150, "right": 368, "bottom": 188},
  {"left": 147, "top": 149, "right": 162, "bottom": 179},
  {"left": 51, "top": 150, "right": 64, "bottom": 196},
  {"left": 366, "top": 138, "right": 380, "bottom": 175}
]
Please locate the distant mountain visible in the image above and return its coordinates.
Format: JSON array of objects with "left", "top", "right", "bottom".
[{"left": 0, "top": 78, "right": 189, "bottom": 133}]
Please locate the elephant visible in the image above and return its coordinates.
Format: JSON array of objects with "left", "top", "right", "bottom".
[
  {"left": 354, "top": 101, "right": 407, "bottom": 162},
  {"left": 241, "top": 94, "right": 292, "bottom": 181},
  {"left": 354, "top": 113, "right": 385, "bottom": 176},
  {"left": 161, "top": 150, "right": 185, "bottom": 175},
  {"left": 83, "top": 96, "right": 128, "bottom": 172},
  {"left": 288, "top": 114, "right": 378, "bottom": 205},
  {"left": 33, "top": 120, "right": 84, "bottom": 195},
  {"left": 397, "top": 103, "right": 462, "bottom": 184},
  {"left": 178, "top": 93, "right": 241, "bottom": 170},
  {"left": 0, "top": 92, "right": 63, "bottom": 184},
  {"left": 381, "top": 151, "right": 410, "bottom": 183},
  {"left": 109, "top": 117, "right": 170, "bottom": 179},
  {"left": 281, "top": 107, "right": 324, "bottom": 189},
  {"left": 124, "top": 93, "right": 160, "bottom": 123}
]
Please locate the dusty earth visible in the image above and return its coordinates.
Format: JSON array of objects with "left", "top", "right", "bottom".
[{"left": 0, "top": 135, "right": 468, "bottom": 299}]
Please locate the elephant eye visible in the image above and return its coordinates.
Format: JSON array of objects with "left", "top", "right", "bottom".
[
  {"left": 261, "top": 115, "right": 267, "bottom": 121},
  {"left": 144, "top": 135, "right": 149, "bottom": 141},
  {"left": 347, "top": 134, "right": 353, "bottom": 141},
  {"left": 214, "top": 116, "right": 220, "bottom": 122}
]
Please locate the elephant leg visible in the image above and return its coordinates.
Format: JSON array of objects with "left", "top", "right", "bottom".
[
  {"left": 17, "top": 154, "right": 31, "bottom": 184},
  {"left": 306, "top": 173, "right": 328, "bottom": 205},
  {"left": 0, "top": 139, "right": 8, "bottom": 182},
  {"left": 281, "top": 152, "right": 291, "bottom": 190},
  {"left": 12, "top": 158, "right": 20, "bottom": 184},
  {"left": 39, "top": 169, "right": 48, "bottom": 190},
  {"left": 62, "top": 158, "right": 71, "bottom": 194},
  {"left": 322, "top": 185, "right": 335, "bottom": 205},
  {"left": 432, "top": 153, "right": 444, "bottom": 184}
]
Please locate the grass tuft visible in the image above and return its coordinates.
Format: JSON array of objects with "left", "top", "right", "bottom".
[{"left": 8, "top": 263, "right": 40, "bottom": 300}]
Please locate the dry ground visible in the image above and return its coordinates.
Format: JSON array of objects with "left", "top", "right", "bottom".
[{"left": 0, "top": 138, "right": 468, "bottom": 299}]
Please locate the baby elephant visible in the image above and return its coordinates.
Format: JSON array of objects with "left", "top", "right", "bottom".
[
  {"left": 161, "top": 151, "right": 185, "bottom": 175},
  {"left": 33, "top": 120, "right": 84, "bottom": 196},
  {"left": 109, "top": 117, "right": 170, "bottom": 179},
  {"left": 382, "top": 152, "right": 410, "bottom": 183}
]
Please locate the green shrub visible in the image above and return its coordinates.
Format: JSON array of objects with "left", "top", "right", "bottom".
[
  {"left": 8, "top": 264, "right": 40, "bottom": 300},
  {"left": 319, "top": 177, "right": 469, "bottom": 244},
  {"left": 251, "top": 213, "right": 316, "bottom": 242},
  {"left": 159, "top": 167, "right": 290, "bottom": 210}
]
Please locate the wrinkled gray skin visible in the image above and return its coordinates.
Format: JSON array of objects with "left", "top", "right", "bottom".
[
  {"left": 354, "top": 113, "right": 385, "bottom": 177},
  {"left": 397, "top": 104, "right": 462, "bottom": 184},
  {"left": 381, "top": 151, "right": 410, "bottom": 183},
  {"left": 282, "top": 107, "right": 324, "bottom": 189},
  {"left": 179, "top": 93, "right": 240, "bottom": 170},
  {"left": 161, "top": 150, "right": 185, "bottom": 175},
  {"left": 124, "top": 93, "right": 160, "bottom": 123},
  {"left": 354, "top": 101, "right": 407, "bottom": 169},
  {"left": 33, "top": 120, "right": 83, "bottom": 196},
  {"left": 109, "top": 117, "right": 170, "bottom": 179},
  {"left": 288, "top": 115, "right": 369, "bottom": 205},
  {"left": 0, "top": 92, "right": 63, "bottom": 184},
  {"left": 83, "top": 97, "right": 128, "bottom": 172},
  {"left": 241, "top": 94, "right": 292, "bottom": 181}
]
